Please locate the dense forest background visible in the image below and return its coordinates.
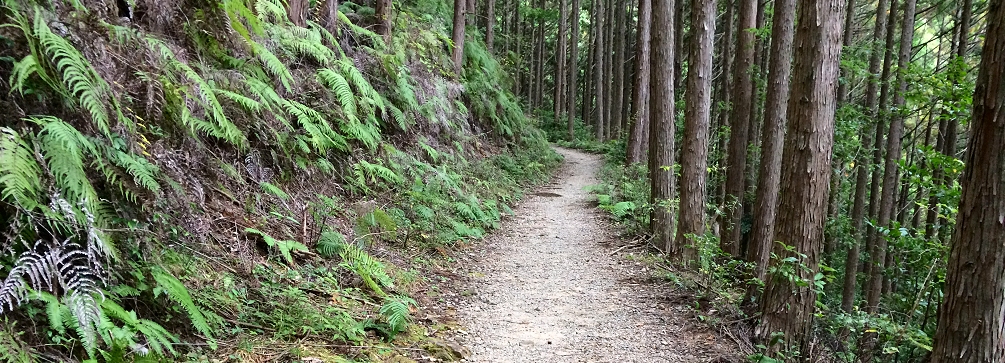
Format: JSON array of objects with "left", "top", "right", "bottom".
[{"left": 1, "top": 0, "right": 1004, "bottom": 362}]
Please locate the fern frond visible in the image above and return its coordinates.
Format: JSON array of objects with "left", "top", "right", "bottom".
[
  {"left": 316, "top": 231, "right": 347, "bottom": 258},
  {"left": 216, "top": 89, "right": 262, "bottom": 113},
  {"left": 259, "top": 181, "right": 289, "bottom": 200},
  {"left": 250, "top": 41, "right": 293, "bottom": 92},
  {"left": 316, "top": 68, "right": 358, "bottom": 123},
  {"left": 379, "top": 295, "right": 414, "bottom": 335},
  {"left": 113, "top": 151, "right": 160, "bottom": 194},
  {"left": 254, "top": 0, "right": 288, "bottom": 23},
  {"left": 32, "top": 117, "right": 103, "bottom": 221},
  {"left": 30, "top": 9, "right": 124, "bottom": 137},
  {"left": 338, "top": 244, "right": 393, "bottom": 296},
  {"left": 151, "top": 268, "right": 215, "bottom": 347},
  {"left": 0, "top": 127, "right": 43, "bottom": 210}
]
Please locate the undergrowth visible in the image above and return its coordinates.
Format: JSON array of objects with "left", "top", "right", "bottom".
[{"left": 0, "top": 0, "right": 560, "bottom": 360}]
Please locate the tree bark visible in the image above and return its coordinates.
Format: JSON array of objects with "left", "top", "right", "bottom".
[
  {"left": 486, "top": 0, "right": 496, "bottom": 52},
  {"left": 842, "top": 0, "right": 891, "bottom": 316},
  {"left": 649, "top": 0, "right": 676, "bottom": 253},
  {"left": 568, "top": 0, "right": 583, "bottom": 139},
  {"left": 452, "top": 0, "right": 467, "bottom": 75},
  {"left": 288, "top": 0, "right": 306, "bottom": 26},
  {"left": 603, "top": 0, "right": 615, "bottom": 139},
  {"left": 593, "top": 0, "right": 607, "bottom": 140},
  {"left": 556, "top": 0, "right": 570, "bottom": 122},
  {"left": 867, "top": 0, "right": 916, "bottom": 313},
  {"left": 322, "top": 0, "right": 340, "bottom": 35},
  {"left": 713, "top": 0, "right": 736, "bottom": 236},
  {"left": 674, "top": 0, "right": 716, "bottom": 263},
  {"left": 611, "top": 0, "right": 627, "bottom": 138},
  {"left": 746, "top": 0, "right": 796, "bottom": 284},
  {"left": 930, "top": 3, "right": 1005, "bottom": 361},
  {"left": 719, "top": 0, "right": 757, "bottom": 257},
  {"left": 756, "top": 0, "right": 845, "bottom": 354},
  {"left": 375, "top": 0, "right": 392, "bottom": 42},
  {"left": 626, "top": 0, "right": 652, "bottom": 164}
]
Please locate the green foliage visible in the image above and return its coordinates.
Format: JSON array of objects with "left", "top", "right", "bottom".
[
  {"left": 378, "top": 295, "right": 416, "bottom": 338},
  {"left": 339, "top": 244, "right": 394, "bottom": 296},
  {"left": 245, "top": 228, "right": 309, "bottom": 264},
  {"left": 317, "top": 231, "right": 348, "bottom": 258},
  {"left": 150, "top": 268, "right": 217, "bottom": 348}
]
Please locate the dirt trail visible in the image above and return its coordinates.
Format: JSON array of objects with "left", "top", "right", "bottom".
[{"left": 453, "top": 148, "right": 737, "bottom": 363}]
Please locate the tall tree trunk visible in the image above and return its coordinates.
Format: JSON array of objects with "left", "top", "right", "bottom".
[
  {"left": 626, "top": 0, "right": 652, "bottom": 163},
  {"left": 556, "top": 0, "right": 569, "bottom": 122},
  {"left": 603, "top": 0, "right": 615, "bottom": 139},
  {"left": 867, "top": 0, "right": 916, "bottom": 313},
  {"left": 467, "top": 0, "right": 477, "bottom": 28},
  {"left": 486, "top": 0, "right": 496, "bottom": 52},
  {"left": 713, "top": 0, "right": 736, "bottom": 237},
  {"left": 288, "top": 0, "right": 306, "bottom": 26},
  {"left": 375, "top": 0, "right": 392, "bottom": 41},
  {"left": 719, "top": 0, "right": 757, "bottom": 257},
  {"left": 322, "top": 0, "right": 340, "bottom": 35},
  {"left": 930, "top": 3, "right": 1005, "bottom": 361},
  {"left": 673, "top": 0, "right": 685, "bottom": 95},
  {"left": 756, "top": 0, "right": 845, "bottom": 354},
  {"left": 534, "top": 0, "right": 546, "bottom": 111},
  {"left": 836, "top": 0, "right": 856, "bottom": 104},
  {"left": 842, "top": 0, "right": 892, "bottom": 316},
  {"left": 675, "top": 0, "right": 716, "bottom": 263},
  {"left": 649, "top": 0, "right": 676, "bottom": 253},
  {"left": 568, "top": 0, "right": 583, "bottom": 139},
  {"left": 863, "top": 0, "right": 899, "bottom": 308},
  {"left": 611, "top": 0, "right": 627, "bottom": 138},
  {"left": 585, "top": 1, "right": 598, "bottom": 121},
  {"left": 593, "top": 0, "right": 607, "bottom": 140},
  {"left": 515, "top": 0, "right": 523, "bottom": 99},
  {"left": 747, "top": 0, "right": 796, "bottom": 285},
  {"left": 452, "top": 0, "right": 468, "bottom": 75}
]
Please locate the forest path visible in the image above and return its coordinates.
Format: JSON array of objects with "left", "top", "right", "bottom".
[{"left": 452, "top": 147, "right": 736, "bottom": 362}]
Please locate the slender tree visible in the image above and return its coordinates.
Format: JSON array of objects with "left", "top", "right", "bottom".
[
  {"left": 626, "top": 0, "right": 652, "bottom": 164},
  {"left": 452, "top": 0, "right": 467, "bottom": 75},
  {"left": 567, "top": 0, "right": 583, "bottom": 139},
  {"left": 288, "top": 0, "right": 306, "bottom": 26},
  {"left": 593, "top": 0, "right": 607, "bottom": 139},
  {"left": 842, "top": 0, "right": 892, "bottom": 316},
  {"left": 555, "top": 0, "right": 569, "bottom": 123},
  {"left": 649, "top": 0, "right": 676, "bottom": 252},
  {"left": 611, "top": 0, "right": 627, "bottom": 137},
  {"left": 719, "top": 0, "right": 757, "bottom": 257},
  {"left": 747, "top": 0, "right": 796, "bottom": 283},
  {"left": 756, "top": 0, "right": 845, "bottom": 353},
  {"left": 486, "top": 0, "right": 497, "bottom": 52},
  {"left": 674, "top": 0, "right": 716, "bottom": 263},
  {"left": 930, "top": 3, "right": 1005, "bottom": 361},
  {"left": 375, "top": 0, "right": 392, "bottom": 41},
  {"left": 322, "top": 0, "right": 340, "bottom": 34}
]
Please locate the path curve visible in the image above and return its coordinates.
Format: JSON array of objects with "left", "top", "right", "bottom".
[{"left": 455, "top": 147, "right": 735, "bottom": 362}]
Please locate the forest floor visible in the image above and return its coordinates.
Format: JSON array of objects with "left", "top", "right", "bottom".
[{"left": 433, "top": 148, "right": 741, "bottom": 362}]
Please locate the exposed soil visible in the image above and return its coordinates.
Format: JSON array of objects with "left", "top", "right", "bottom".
[{"left": 443, "top": 147, "right": 741, "bottom": 362}]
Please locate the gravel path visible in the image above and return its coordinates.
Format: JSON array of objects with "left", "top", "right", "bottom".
[{"left": 453, "top": 147, "right": 737, "bottom": 363}]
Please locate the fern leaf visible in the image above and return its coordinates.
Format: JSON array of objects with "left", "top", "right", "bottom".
[
  {"left": 250, "top": 41, "right": 293, "bottom": 92},
  {"left": 379, "top": 295, "right": 414, "bottom": 335},
  {"left": 0, "top": 127, "right": 43, "bottom": 210},
  {"left": 316, "top": 68, "right": 358, "bottom": 123},
  {"left": 151, "top": 268, "right": 215, "bottom": 346}
]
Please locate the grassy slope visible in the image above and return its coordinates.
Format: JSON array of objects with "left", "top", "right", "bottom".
[{"left": 0, "top": 0, "right": 560, "bottom": 361}]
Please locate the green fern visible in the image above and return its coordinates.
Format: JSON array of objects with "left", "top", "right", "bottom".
[
  {"left": 32, "top": 116, "right": 104, "bottom": 222},
  {"left": 379, "top": 295, "right": 415, "bottom": 336},
  {"left": 0, "top": 127, "right": 43, "bottom": 210},
  {"left": 317, "top": 68, "right": 359, "bottom": 123},
  {"left": 150, "top": 268, "right": 216, "bottom": 349},
  {"left": 339, "top": 244, "right": 393, "bottom": 296},
  {"left": 100, "top": 299, "right": 180, "bottom": 357},
  {"left": 260, "top": 181, "right": 290, "bottom": 200},
  {"left": 254, "top": 0, "right": 288, "bottom": 23},
  {"left": 316, "top": 231, "right": 347, "bottom": 258},
  {"left": 245, "top": 228, "right": 308, "bottom": 264},
  {"left": 250, "top": 41, "right": 294, "bottom": 92}
]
